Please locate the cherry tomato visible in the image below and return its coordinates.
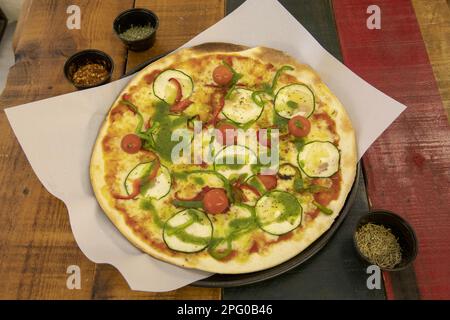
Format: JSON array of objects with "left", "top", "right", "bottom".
[
  {"left": 203, "top": 188, "right": 229, "bottom": 214},
  {"left": 288, "top": 115, "right": 311, "bottom": 138},
  {"left": 257, "top": 174, "right": 278, "bottom": 190},
  {"left": 121, "top": 134, "right": 142, "bottom": 154},
  {"left": 213, "top": 65, "right": 233, "bottom": 86},
  {"left": 217, "top": 123, "right": 237, "bottom": 145}
]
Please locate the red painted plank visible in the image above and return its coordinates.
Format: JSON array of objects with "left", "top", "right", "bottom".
[{"left": 333, "top": 0, "right": 450, "bottom": 299}]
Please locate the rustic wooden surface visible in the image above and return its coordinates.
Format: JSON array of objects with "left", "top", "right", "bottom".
[
  {"left": 333, "top": 0, "right": 450, "bottom": 299},
  {"left": 0, "top": 0, "right": 223, "bottom": 300},
  {"left": 412, "top": 0, "right": 450, "bottom": 122},
  {"left": 1, "top": 0, "right": 449, "bottom": 300}
]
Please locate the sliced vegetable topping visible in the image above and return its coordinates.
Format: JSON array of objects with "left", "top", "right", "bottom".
[
  {"left": 222, "top": 61, "right": 243, "bottom": 99},
  {"left": 153, "top": 69, "right": 194, "bottom": 104},
  {"left": 203, "top": 188, "right": 229, "bottom": 214},
  {"left": 163, "top": 209, "right": 212, "bottom": 253},
  {"left": 172, "top": 199, "right": 204, "bottom": 209},
  {"left": 313, "top": 201, "right": 333, "bottom": 215},
  {"left": 213, "top": 145, "right": 258, "bottom": 179},
  {"left": 270, "top": 65, "right": 294, "bottom": 94},
  {"left": 297, "top": 141, "right": 340, "bottom": 178},
  {"left": 124, "top": 161, "right": 171, "bottom": 199},
  {"left": 222, "top": 88, "right": 264, "bottom": 125},
  {"left": 257, "top": 174, "right": 278, "bottom": 191},
  {"left": 213, "top": 65, "right": 233, "bottom": 86},
  {"left": 121, "top": 133, "right": 142, "bottom": 154},
  {"left": 274, "top": 84, "right": 315, "bottom": 119},
  {"left": 209, "top": 91, "right": 225, "bottom": 126},
  {"left": 255, "top": 190, "right": 302, "bottom": 235},
  {"left": 217, "top": 123, "right": 238, "bottom": 146},
  {"left": 169, "top": 78, "right": 183, "bottom": 104},
  {"left": 288, "top": 115, "right": 311, "bottom": 138},
  {"left": 257, "top": 127, "right": 276, "bottom": 148},
  {"left": 170, "top": 99, "right": 193, "bottom": 113}
]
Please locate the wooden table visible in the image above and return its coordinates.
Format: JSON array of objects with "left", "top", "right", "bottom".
[{"left": 0, "top": 0, "right": 449, "bottom": 299}]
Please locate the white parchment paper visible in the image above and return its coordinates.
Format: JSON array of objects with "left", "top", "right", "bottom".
[{"left": 4, "top": 0, "right": 406, "bottom": 292}]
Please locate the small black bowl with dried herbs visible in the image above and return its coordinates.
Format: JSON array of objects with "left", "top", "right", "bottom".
[
  {"left": 64, "top": 49, "right": 114, "bottom": 89},
  {"left": 114, "top": 8, "right": 159, "bottom": 52},
  {"left": 353, "top": 210, "right": 418, "bottom": 271}
]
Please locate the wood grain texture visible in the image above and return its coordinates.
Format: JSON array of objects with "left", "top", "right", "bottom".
[
  {"left": 126, "top": 0, "right": 226, "bottom": 70},
  {"left": 333, "top": 0, "right": 450, "bottom": 299},
  {"left": 0, "top": 0, "right": 224, "bottom": 300},
  {"left": 412, "top": 0, "right": 450, "bottom": 122}
]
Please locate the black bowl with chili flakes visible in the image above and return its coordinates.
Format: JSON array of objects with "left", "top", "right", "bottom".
[{"left": 64, "top": 49, "right": 114, "bottom": 89}]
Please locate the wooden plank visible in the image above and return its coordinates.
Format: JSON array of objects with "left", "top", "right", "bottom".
[
  {"left": 92, "top": 264, "right": 220, "bottom": 300},
  {"left": 0, "top": 0, "right": 133, "bottom": 299},
  {"left": 125, "top": 0, "right": 226, "bottom": 70},
  {"left": 333, "top": 0, "right": 450, "bottom": 299},
  {"left": 90, "top": 0, "right": 225, "bottom": 300},
  {"left": 412, "top": 0, "right": 450, "bottom": 122}
]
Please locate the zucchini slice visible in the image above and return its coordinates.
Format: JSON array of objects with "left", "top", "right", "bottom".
[
  {"left": 213, "top": 145, "right": 258, "bottom": 179},
  {"left": 297, "top": 141, "right": 340, "bottom": 178},
  {"left": 153, "top": 69, "right": 194, "bottom": 104},
  {"left": 221, "top": 88, "right": 264, "bottom": 125},
  {"left": 255, "top": 190, "right": 302, "bottom": 235},
  {"left": 274, "top": 84, "right": 315, "bottom": 119},
  {"left": 125, "top": 162, "right": 171, "bottom": 199},
  {"left": 163, "top": 209, "right": 213, "bottom": 253}
]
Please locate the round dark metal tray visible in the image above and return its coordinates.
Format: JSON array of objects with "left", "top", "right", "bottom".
[
  {"left": 125, "top": 54, "right": 361, "bottom": 288},
  {"left": 194, "top": 163, "right": 361, "bottom": 288}
]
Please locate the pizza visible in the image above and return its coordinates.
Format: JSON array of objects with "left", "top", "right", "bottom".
[{"left": 90, "top": 43, "right": 357, "bottom": 274}]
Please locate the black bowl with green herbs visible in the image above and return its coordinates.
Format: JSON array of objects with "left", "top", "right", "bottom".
[
  {"left": 114, "top": 8, "right": 159, "bottom": 52},
  {"left": 353, "top": 210, "right": 418, "bottom": 271},
  {"left": 64, "top": 49, "right": 114, "bottom": 89}
]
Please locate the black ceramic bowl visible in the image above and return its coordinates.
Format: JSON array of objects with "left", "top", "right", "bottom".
[
  {"left": 64, "top": 49, "right": 114, "bottom": 89},
  {"left": 353, "top": 210, "right": 418, "bottom": 271},
  {"left": 113, "top": 8, "right": 159, "bottom": 52}
]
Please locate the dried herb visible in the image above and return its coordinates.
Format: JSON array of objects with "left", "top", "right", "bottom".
[
  {"left": 119, "top": 24, "right": 154, "bottom": 41},
  {"left": 72, "top": 63, "right": 108, "bottom": 86},
  {"left": 355, "top": 223, "right": 402, "bottom": 269}
]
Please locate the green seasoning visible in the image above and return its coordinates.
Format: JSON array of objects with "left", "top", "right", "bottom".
[
  {"left": 355, "top": 223, "right": 402, "bottom": 269},
  {"left": 255, "top": 190, "right": 303, "bottom": 235},
  {"left": 119, "top": 24, "right": 154, "bottom": 41}
]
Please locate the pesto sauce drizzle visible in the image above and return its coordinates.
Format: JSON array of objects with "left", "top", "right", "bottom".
[
  {"left": 151, "top": 101, "right": 189, "bottom": 162},
  {"left": 139, "top": 198, "right": 165, "bottom": 228}
]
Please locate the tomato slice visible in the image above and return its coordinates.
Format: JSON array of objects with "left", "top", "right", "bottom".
[
  {"left": 257, "top": 174, "right": 277, "bottom": 190},
  {"left": 288, "top": 115, "right": 311, "bottom": 138},
  {"left": 121, "top": 134, "right": 142, "bottom": 154},
  {"left": 217, "top": 123, "right": 237, "bottom": 145},
  {"left": 213, "top": 65, "right": 233, "bottom": 86},
  {"left": 203, "top": 188, "right": 229, "bottom": 214}
]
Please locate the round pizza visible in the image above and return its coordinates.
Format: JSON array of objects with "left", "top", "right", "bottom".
[{"left": 90, "top": 43, "right": 357, "bottom": 274}]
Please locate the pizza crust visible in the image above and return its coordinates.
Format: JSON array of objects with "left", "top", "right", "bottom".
[{"left": 90, "top": 43, "right": 357, "bottom": 274}]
